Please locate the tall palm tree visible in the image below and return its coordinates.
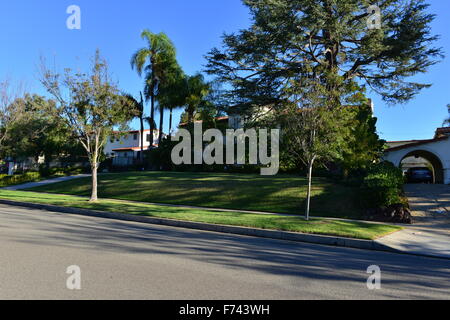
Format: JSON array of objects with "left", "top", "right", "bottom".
[
  {"left": 154, "top": 58, "right": 183, "bottom": 145},
  {"left": 157, "top": 64, "right": 186, "bottom": 140},
  {"left": 131, "top": 30, "right": 176, "bottom": 147},
  {"left": 184, "top": 73, "right": 210, "bottom": 124}
]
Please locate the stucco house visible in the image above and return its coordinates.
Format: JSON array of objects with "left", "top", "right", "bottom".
[
  {"left": 104, "top": 129, "right": 162, "bottom": 167},
  {"left": 384, "top": 127, "right": 450, "bottom": 184}
]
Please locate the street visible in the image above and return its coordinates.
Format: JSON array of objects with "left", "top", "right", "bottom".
[{"left": 0, "top": 204, "right": 449, "bottom": 300}]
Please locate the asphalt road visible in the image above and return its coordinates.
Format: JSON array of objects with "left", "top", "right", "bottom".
[{"left": 0, "top": 204, "right": 449, "bottom": 300}]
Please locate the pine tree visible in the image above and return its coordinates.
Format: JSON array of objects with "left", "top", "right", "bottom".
[{"left": 206, "top": 0, "right": 443, "bottom": 114}]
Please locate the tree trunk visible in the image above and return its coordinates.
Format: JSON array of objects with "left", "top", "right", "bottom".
[
  {"left": 90, "top": 164, "right": 98, "bottom": 202},
  {"left": 305, "top": 159, "right": 315, "bottom": 221},
  {"left": 158, "top": 105, "right": 164, "bottom": 146},
  {"left": 150, "top": 92, "right": 155, "bottom": 147},
  {"left": 169, "top": 107, "right": 173, "bottom": 136},
  {"left": 188, "top": 109, "right": 194, "bottom": 124},
  {"left": 140, "top": 115, "right": 144, "bottom": 167}
]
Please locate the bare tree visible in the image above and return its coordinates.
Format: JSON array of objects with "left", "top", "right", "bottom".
[{"left": 40, "top": 51, "right": 131, "bottom": 202}]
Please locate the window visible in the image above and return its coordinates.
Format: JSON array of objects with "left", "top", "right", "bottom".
[
  {"left": 133, "top": 133, "right": 138, "bottom": 140},
  {"left": 146, "top": 134, "right": 151, "bottom": 142}
]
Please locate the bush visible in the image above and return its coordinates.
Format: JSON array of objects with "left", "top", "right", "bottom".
[
  {"left": 0, "top": 172, "right": 42, "bottom": 187},
  {"left": 38, "top": 165, "right": 87, "bottom": 177},
  {"left": 360, "top": 161, "right": 405, "bottom": 208}
]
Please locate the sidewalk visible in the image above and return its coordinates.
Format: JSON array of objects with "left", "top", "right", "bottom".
[
  {"left": 375, "top": 184, "right": 450, "bottom": 259},
  {"left": 376, "top": 226, "right": 450, "bottom": 259},
  {"left": 2, "top": 174, "right": 90, "bottom": 191}
]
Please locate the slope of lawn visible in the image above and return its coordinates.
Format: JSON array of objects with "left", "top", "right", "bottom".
[
  {"left": 25, "top": 172, "right": 362, "bottom": 219},
  {"left": 0, "top": 190, "right": 401, "bottom": 240}
]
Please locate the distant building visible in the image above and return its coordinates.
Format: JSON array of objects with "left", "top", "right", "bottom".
[{"left": 104, "top": 129, "right": 163, "bottom": 167}]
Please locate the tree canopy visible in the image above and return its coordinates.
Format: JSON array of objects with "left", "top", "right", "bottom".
[{"left": 206, "top": 0, "right": 443, "bottom": 114}]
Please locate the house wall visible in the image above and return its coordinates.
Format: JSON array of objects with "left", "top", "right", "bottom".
[
  {"left": 384, "top": 138, "right": 450, "bottom": 184},
  {"left": 104, "top": 130, "right": 160, "bottom": 156}
]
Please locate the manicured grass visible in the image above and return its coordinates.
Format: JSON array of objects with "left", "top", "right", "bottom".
[
  {"left": 0, "top": 190, "right": 401, "bottom": 240},
  {"left": 26, "top": 171, "right": 362, "bottom": 219}
]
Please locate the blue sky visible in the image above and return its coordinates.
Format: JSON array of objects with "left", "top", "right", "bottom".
[{"left": 0, "top": 0, "right": 448, "bottom": 142}]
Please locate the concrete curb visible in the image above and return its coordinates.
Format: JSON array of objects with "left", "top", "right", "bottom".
[{"left": 0, "top": 198, "right": 403, "bottom": 255}]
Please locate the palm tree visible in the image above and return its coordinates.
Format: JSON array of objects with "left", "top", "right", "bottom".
[
  {"left": 157, "top": 64, "right": 187, "bottom": 140},
  {"left": 122, "top": 92, "right": 145, "bottom": 166},
  {"left": 184, "top": 73, "right": 210, "bottom": 124},
  {"left": 131, "top": 30, "right": 176, "bottom": 147},
  {"left": 154, "top": 59, "right": 184, "bottom": 145}
]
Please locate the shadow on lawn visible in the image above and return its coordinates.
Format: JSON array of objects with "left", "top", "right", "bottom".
[{"left": 28, "top": 172, "right": 363, "bottom": 219}]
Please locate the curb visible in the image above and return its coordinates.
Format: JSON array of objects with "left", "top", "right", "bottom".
[{"left": 0, "top": 199, "right": 403, "bottom": 255}]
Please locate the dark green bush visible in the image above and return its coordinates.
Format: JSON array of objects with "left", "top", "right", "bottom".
[
  {"left": 0, "top": 172, "right": 42, "bottom": 187},
  {"left": 360, "top": 161, "right": 405, "bottom": 208}
]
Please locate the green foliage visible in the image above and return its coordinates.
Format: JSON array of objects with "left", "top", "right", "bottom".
[
  {"left": 339, "top": 105, "right": 386, "bottom": 174},
  {"left": 361, "top": 162, "right": 405, "bottom": 208},
  {"left": 131, "top": 30, "right": 180, "bottom": 145},
  {"left": 0, "top": 172, "right": 41, "bottom": 187},
  {"left": 38, "top": 166, "right": 87, "bottom": 178},
  {"left": 183, "top": 73, "right": 211, "bottom": 123},
  {"left": 206, "top": 0, "right": 443, "bottom": 107},
  {"left": 444, "top": 104, "right": 450, "bottom": 127},
  {"left": 41, "top": 50, "right": 132, "bottom": 201},
  {"left": 1, "top": 94, "right": 84, "bottom": 163},
  {"left": 145, "top": 138, "right": 178, "bottom": 171}
]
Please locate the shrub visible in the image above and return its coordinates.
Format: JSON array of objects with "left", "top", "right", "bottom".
[
  {"left": 360, "top": 161, "right": 405, "bottom": 208},
  {"left": 0, "top": 172, "right": 42, "bottom": 187}
]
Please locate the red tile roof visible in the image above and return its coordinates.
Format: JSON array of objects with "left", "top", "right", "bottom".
[{"left": 435, "top": 127, "right": 450, "bottom": 137}]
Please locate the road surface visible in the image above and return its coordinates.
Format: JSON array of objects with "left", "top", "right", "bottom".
[{"left": 0, "top": 204, "right": 449, "bottom": 300}]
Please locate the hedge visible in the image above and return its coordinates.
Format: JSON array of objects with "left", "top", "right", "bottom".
[
  {"left": 360, "top": 161, "right": 405, "bottom": 208},
  {"left": 0, "top": 172, "right": 42, "bottom": 188}
]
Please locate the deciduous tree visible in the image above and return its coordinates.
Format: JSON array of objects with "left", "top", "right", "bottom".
[{"left": 40, "top": 51, "right": 131, "bottom": 202}]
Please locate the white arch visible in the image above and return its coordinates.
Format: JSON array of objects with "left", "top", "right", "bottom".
[
  {"left": 388, "top": 146, "right": 445, "bottom": 167},
  {"left": 384, "top": 142, "right": 450, "bottom": 184}
]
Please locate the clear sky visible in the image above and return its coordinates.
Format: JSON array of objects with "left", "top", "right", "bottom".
[{"left": 1, "top": 0, "right": 448, "bottom": 142}]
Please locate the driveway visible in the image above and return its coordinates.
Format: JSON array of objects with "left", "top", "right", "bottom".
[
  {"left": 377, "top": 184, "right": 450, "bottom": 259},
  {"left": 404, "top": 184, "right": 450, "bottom": 227},
  {"left": 1, "top": 203, "right": 449, "bottom": 299}
]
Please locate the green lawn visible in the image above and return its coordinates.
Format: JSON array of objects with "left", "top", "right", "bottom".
[
  {"left": 26, "top": 171, "right": 362, "bottom": 219},
  {"left": 0, "top": 190, "right": 401, "bottom": 240}
]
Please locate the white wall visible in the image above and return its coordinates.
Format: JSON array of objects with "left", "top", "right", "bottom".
[
  {"left": 104, "top": 130, "right": 160, "bottom": 155},
  {"left": 384, "top": 138, "right": 450, "bottom": 184}
]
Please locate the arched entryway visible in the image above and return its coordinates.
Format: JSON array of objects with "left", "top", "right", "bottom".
[{"left": 400, "top": 150, "right": 444, "bottom": 184}]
